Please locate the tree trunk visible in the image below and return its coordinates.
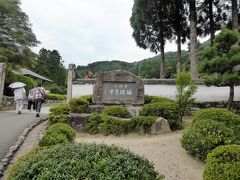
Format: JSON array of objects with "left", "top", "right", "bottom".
[
  {"left": 232, "top": 0, "right": 239, "bottom": 30},
  {"left": 160, "top": 35, "right": 165, "bottom": 79},
  {"left": 189, "top": 0, "right": 198, "bottom": 80},
  {"left": 209, "top": 0, "right": 215, "bottom": 46},
  {"left": 227, "top": 85, "right": 234, "bottom": 110},
  {"left": 177, "top": 33, "right": 182, "bottom": 73}
]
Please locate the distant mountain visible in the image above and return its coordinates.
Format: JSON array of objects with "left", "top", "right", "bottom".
[{"left": 75, "top": 50, "right": 189, "bottom": 79}]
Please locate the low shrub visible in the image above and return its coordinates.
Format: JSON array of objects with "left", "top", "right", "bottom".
[
  {"left": 140, "top": 101, "right": 180, "bottom": 130},
  {"left": 39, "top": 123, "right": 75, "bottom": 147},
  {"left": 45, "top": 83, "right": 67, "bottom": 94},
  {"left": 103, "top": 105, "right": 131, "bottom": 118},
  {"left": 8, "top": 143, "right": 162, "bottom": 180},
  {"left": 131, "top": 116, "right": 157, "bottom": 134},
  {"left": 69, "top": 97, "right": 88, "bottom": 113},
  {"left": 192, "top": 108, "right": 240, "bottom": 142},
  {"left": 49, "top": 103, "right": 70, "bottom": 114},
  {"left": 181, "top": 119, "right": 236, "bottom": 160},
  {"left": 99, "top": 115, "right": 130, "bottom": 135},
  {"left": 48, "top": 113, "right": 69, "bottom": 124},
  {"left": 84, "top": 113, "right": 104, "bottom": 134},
  {"left": 46, "top": 93, "right": 66, "bottom": 101},
  {"left": 203, "top": 145, "right": 240, "bottom": 180},
  {"left": 80, "top": 95, "right": 92, "bottom": 104},
  {"left": 144, "top": 95, "right": 174, "bottom": 104}
]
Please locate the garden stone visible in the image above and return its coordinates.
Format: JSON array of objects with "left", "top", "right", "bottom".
[
  {"left": 68, "top": 113, "right": 91, "bottom": 132},
  {"left": 151, "top": 117, "right": 171, "bottom": 135},
  {"left": 92, "top": 70, "right": 144, "bottom": 105},
  {"left": 88, "top": 105, "right": 105, "bottom": 113},
  {"left": 126, "top": 106, "right": 142, "bottom": 117}
]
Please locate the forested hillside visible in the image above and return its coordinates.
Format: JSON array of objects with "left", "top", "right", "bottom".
[{"left": 76, "top": 50, "right": 189, "bottom": 79}]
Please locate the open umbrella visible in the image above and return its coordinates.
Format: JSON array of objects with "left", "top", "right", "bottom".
[{"left": 9, "top": 82, "right": 26, "bottom": 89}]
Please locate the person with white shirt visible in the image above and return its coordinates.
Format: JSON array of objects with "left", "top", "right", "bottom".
[{"left": 13, "top": 87, "right": 26, "bottom": 114}]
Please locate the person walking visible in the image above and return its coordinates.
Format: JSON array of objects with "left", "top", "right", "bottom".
[
  {"left": 13, "top": 87, "right": 26, "bottom": 114},
  {"left": 33, "top": 86, "right": 47, "bottom": 117},
  {"left": 27, "top": 88, "right": 35, "bottom": 111}
]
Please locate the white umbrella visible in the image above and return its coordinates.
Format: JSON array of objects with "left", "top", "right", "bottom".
[{"left": 9, "top": 82, "right": 26, "bottom": 89}]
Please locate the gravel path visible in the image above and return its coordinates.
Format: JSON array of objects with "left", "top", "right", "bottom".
[{"left": 75, "top": 131, "right": 205, "bottom": 180}]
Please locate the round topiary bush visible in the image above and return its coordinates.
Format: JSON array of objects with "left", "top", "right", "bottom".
[
  {"left": 103, "top": 105, "right": 131, "bottom": 118},
  {"left": 192, "top": 108, "right": 240, "bottom": 142},
  {"left": 203, "top": 145, "right": 240, "bottom": 180},
  {"left": 69, "top": 97, "right": 89, "bottom": 113},
  {"left": 8, "top": 143, "right": 162, "bottom": 180},
  {"left": 144, "top": 95, "right": 174, "bottom": 104},
  {"left": 39, "top": 123, "right": 75, "bottom": 147},
  {"left": 181, "top": 119, "right": 236, "bottom": 160},
  {"left": 140, "top": 101, "right": 180, "bottom": 130}
]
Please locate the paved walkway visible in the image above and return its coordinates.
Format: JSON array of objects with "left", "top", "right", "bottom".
[{"left": 0, "top": 107, "right": 50, "bottom": 160}]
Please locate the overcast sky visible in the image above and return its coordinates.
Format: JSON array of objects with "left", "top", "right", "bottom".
[{"left": 21, "top": 0, "right": 188, "bottom": 67}]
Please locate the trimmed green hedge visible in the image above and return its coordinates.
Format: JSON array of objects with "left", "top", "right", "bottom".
[
  {"left": 80, "top": 95, "right": 92, "bottom": 104},
  {"left": 203, "top": 145, "right": 240, "bottom": 180},
  {"left": 8, "top": 143, "right": 162, "bottom": 180},
  {"left": 39, "top": 123, "right": 75, "bottom": 147},
  {"left": 48, "top": 113, "right": 69, "bottom": 124},
  {"left": 103, "top": 105, "right": 131, "bottom": 118},
  {"left": 140, "top": 101, "right": 180, "bottom": 130},
  {"left": 46, "top": 93, "right": 66, "bottom": 101},
  {"left": 85, "top": 114, "right": 157, "bottom": 135},
  {"left": 181, "top": 119, "right": 236, "bottom": 160},
  {"left": 144, "top": 95, "right": 174, "bottom": 104},
  {"left": 192, "top": 108, "right": 240, "bottom": 142},
  {"left": 69, "top": 97, "right": 89, "bottom": 113},
  {"left": 49, "top": 103, "right": 70, "bottom": 114}
]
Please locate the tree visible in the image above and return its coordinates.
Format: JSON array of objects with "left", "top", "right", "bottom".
[
  {"left": 189, "top": 0, "right": 198, "bottom": 80},
  {"left": 231, "top": 0, "right": 239, "bottom": 30},
  {"left": 130, "top": 0, "right": 173, "bottom": 79},
  {"left": 169, "top": 0, "right": 188, "bottom": 73},
  {"left": 199, "top": 29, "right": 240, "bottom": 110},
  {"left": 197, "top": 0, "right": 228, "bottom": 46}
]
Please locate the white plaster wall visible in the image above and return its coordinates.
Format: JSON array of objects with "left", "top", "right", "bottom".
[{"left": 72, "top": 84, "right": 240, "bottom": 102}]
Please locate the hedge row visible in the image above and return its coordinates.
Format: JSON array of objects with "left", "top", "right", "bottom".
[
  {"left": 8, "top": 143, "right": 162, "bottom": 180},
  {"left": 84, "top": 113, "right": 157, "bottom": 135},
  {"left": 46, "top": 93, "right": 66, "bottom": 101}
]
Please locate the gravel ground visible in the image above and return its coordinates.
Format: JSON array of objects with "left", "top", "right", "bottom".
[{"left": 75, "top": 131, "right": 205, "bottom": 180}]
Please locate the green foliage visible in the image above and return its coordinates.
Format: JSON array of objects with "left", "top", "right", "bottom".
[
  {"left": 176, "top": 70, "right": 197, "bottom": 123},
  {"left": 181, "top": 119, "right": 236, "bottom": 161},
  {"left": 39, "top": 123, "right": 75, "bottom": 147},
  {"left": 99, "top": 115, "right": 130, "bottom": 136},
  {"left": 84, "top": 113, "right": 104, "bottom": 134},
  {"left": 45, "top": 83, "right": 67, "bottom": 95},
  {"left": 192, "top": 108, "right": 240, "bottom": 142},
  {"left": 144, "top": 95, "right": 174, "bottom": 104},
  {"left": 69, "top": 97, "right": 89, "bottom": 113},
  {"left": 15, "top": 74, "right": 37, "bottom": 93},
  {"left": 140, "top": 101, "right": 180, "bottom": 130},
  {"left": 8, "top": 143, "right": 162, "bottom": 180},
  {"left": 203, "top": 145, "right": 240, "bottom": 180},
  {"left": 85, "top": 114, "right": 157, "bottom": 135},
  {"left": 46, "top": 93, "right": 66, "bottom": 101},
  {"left": 48, "top": 113, "right": 69, "bottom": 125},
  {"left": 79, "top": 95, "right": 92, "bottom": 104},
  {"left": 49, "top": 103, "right": 70, "bottom": 115},
  {"left": 103, "top": 106, "right": 131, "bottom": 118}
]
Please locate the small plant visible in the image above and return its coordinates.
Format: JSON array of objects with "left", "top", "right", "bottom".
[
  {"left": 69, "top": 97, "right": 89, "bottom": 113},
  {"left": 84, "top": 113, "right": 104, "bottom": 134},
  {"left": 8, "top": 143, "right": 162, "bottom": 180},
  {"left": 39, "top": 123, "right": 75, "bottom": 147},
  {"left": 175, "top": 70, "right": 197, "bottom": 123},
  {"left": 203, "top": 145, "right": 240, "bottom": 180},
  {"left": 140, "top": 101, "right": 180, "bottom": 130},
  {"left": 103, "top": 105, "right": 131, "bottom": 118},
  {"left": 181, "top": 119, "right": 236, "bottom": 160}
]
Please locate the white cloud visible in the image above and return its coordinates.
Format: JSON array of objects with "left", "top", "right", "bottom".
[{"left": 21, "top": 0, "right": 188, "bottom": 67}]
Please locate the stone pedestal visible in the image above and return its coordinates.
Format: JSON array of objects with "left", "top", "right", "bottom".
[
  {"left": 0, "top": 63, "right": 6, "bottom": 108},
  {"left": 67, "top": 113, "right": 91, "bottom": 132}
]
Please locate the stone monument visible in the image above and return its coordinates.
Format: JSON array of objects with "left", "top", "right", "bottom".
[
  {"left": 0, "top": 63, "right": 6, "bottom": 108},
  {"left": 92, "top": 70, "right": 144, "bottom": 105}
]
